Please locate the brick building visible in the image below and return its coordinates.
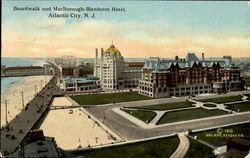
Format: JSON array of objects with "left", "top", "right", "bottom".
[{"left": 139, "top": 53, "right": 243, "bottom": 98}]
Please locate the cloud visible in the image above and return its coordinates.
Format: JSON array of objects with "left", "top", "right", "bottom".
[
  {"left": 248, "top": 1, "right": 250, "bottom": 7},
  {"left": 2, "top": 15, "right": 250, "bottom": 58},
  {"left": 57, "top": 48, "right": 83, "bottom": 55}
]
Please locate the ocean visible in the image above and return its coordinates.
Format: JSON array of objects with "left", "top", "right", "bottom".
[{"left": 1, "top": 58, "right": 48, "bottom": 95}]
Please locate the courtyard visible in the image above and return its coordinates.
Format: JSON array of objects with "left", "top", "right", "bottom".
[{"left": 117, "top": 94, "right": 250, "bottom": 127}]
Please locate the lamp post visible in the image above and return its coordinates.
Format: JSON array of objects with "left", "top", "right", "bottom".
[
  {"left": 40, "top": 80, "right": 43, "bottom": 90},
  {"left": 21, "top": 91, "right": 24, "bottom": 110},
  {"left": 35, "top": 85, "right": 37, "bottom": 95},
  {"left": 5, "top": 100, "right": 8, "bottom": 126}
]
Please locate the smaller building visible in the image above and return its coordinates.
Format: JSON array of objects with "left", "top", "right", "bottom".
[
  {"left": 2, "top": 66, "right": 48, "bottom": 77},
  {"left": 78, "top": 64, "right": 94, "bottom": 77},
  {"left": 58, "top": 77, "right": 100, "bottom": 92},
  {"left": 61, "top": 67, "right": 78, "bottom": 77},
  {"left": 214, "top": 137, "right": 250, "bottom": 158},
  {"left": 242, "top": 73, "right": 250, "bottom": 88},
  {"left": 8, "top": 130, "right": 62, "bottom": 158}
]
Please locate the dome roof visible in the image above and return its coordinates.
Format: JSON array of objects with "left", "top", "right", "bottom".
[{"left": 104, "top": 44, "right": 121, "bottom": 55}]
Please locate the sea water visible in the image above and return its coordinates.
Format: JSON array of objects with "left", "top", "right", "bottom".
[{"left": 1, "top": 58, "right": 47, "bottom": 95}]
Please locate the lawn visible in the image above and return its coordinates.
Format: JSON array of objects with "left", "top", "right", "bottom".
[
  {"left": 157, "top": 108, "right": 228, "bottom": 124},
  {"left": 198, "top": 95, "right": 243, "bottom": 104},
  {"left": 184, "top": 138, "right": 214, "bottom": 158},
  {"left": 74, "top": 136, "right": 179, "bottom": 158},
  {"left": 70, "top": 92, "right": 151, "bottom": 105},
  {"left": 191, "top": 123, "right": 250, "bottom": 147},
  {"left": 133, "top": 101, "right": 194, "bottom": 111},
  {"left": 226, "top": 102, "right": 250, "bottom": 112},
  {"left": 121, "top": 109, "right": 157, "bottom": 123}
]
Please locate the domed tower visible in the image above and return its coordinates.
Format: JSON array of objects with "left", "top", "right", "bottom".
[
  {"left": 94, "top": 44, "right": 125, "bottom": 90},
  {"left": 104, "top": 44, "right": 121, "bottom": 56}
]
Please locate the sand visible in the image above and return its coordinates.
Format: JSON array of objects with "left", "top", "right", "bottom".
[
  {"left": 40, "top": 97, "right": 122, "bottom": 150},
  {"left": 1, "top": 75, "right": 53, "bottom": 127},
  {"left": 50, "top": 97, "right": 74, "bottom": 107}
]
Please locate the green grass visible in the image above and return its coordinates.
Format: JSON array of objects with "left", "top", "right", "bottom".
[
  {"left": 226, "top": 102, "right": 250, "bottom": 112},
  {"left": 75, "top": 136, "right": 179, "bottom": 158},
  {"left": 203, "top": 104, "right": 217, "bottom": 107},
  {"left": 191, "top": 123, "right": 250, "bottom": 147},
  {"left": 70, "top": 92, "right": 151, "bottom": 105},
  {"left": 198, "top": 95, "right": 243, "bottom": 104},
  {"left": 133, "top": 101, "right": 194, "bottom": 111},
  {"left": 157, "top": 108, "right": 228, "bottom": 124},
  {"left": 122, "top": 109, "right": 156, "bottom": 123},
  {"left": 184, "top": 138, "right": 214, "bottom": 158}
]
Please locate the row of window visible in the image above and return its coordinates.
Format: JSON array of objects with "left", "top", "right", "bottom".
[
  {"left": 139, "top": 89, "right": 211, "bottom": 97},
  {"left": 66, "top": 85, "right": 100, "bottom": 91}
]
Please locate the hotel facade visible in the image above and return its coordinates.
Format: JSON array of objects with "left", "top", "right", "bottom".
[
  {"left": 94, "top": 44, "right": 144, "bottom": 90},
  {"left": 139, "top": 53, "right": 244, "bottom": 98}
]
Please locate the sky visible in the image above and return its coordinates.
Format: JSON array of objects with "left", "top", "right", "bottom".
[{"left": 2, "top": 1, "right": 250, "bottom": 58}]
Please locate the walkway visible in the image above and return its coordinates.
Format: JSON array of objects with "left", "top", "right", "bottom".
[
  {"left": 119, "top": 106, "right": 198, "bottom": 128},
  {"left": 49, "top": 105, "right": 83, "bottom": 110},
  {"left": 188, "top": 99, "right": 235, "bottom": 113},
  {"left": 170, "top": 133, "right": 190, "bottom": 158},
  {"left": 148, "top": 111, "right": 165, "bottom": 126},
  {"left": 110, "top": 92, "right": 250, "bottom": 129},
  {"left": 0, "top": 63, "right": 61, "bottom": 156}
]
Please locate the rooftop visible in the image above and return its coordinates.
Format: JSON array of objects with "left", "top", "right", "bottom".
[
  {"left": 62, "top": 77, "right": 99, "bottom": 84},
  {"left": 125, "top": 62, "right": 145, "bottom": 67},
  {"left": 104, "top": 44, "right": 121, "bottom": 55},
  {"left": 143, "top": 53, "right": 233, "bottom": 71}
]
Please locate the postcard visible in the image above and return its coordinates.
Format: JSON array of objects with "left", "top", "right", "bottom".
[{"left": 1, "top": 1, "right": 250, "bottom": 158}]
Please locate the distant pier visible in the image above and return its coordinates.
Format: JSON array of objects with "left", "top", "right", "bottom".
[{"left": 1, "top": 65, "right": 53, "bottom": 77}]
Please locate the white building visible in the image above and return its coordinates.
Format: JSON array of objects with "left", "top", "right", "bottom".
[
  {"left": 58, "top": 77, "right": 100, "bottom": 92},
  {"left": 94, "top": 44, "right": 144, "bottom": 90}
]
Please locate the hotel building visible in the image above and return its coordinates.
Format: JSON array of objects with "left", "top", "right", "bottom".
[
  {"left": 139, "top": 53, "right": 243, "bottom": 98},
  {"left": 94, "top": 44, "right": 144, "bottom": 90}
]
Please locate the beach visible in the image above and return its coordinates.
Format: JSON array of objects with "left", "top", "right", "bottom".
[
  {"left": 40, "top": 97, "right": 122, "bottom": 150},
  {"left": 1, "top": 75, "right": 53, "bottom": 127}
]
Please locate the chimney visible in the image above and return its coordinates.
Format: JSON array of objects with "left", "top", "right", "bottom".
[
  {"left": 101, "top": 48, "right": 104, "bottom": 59},
  {"left": 175, "top": 55, "right": 179, "bottom": 61},
  {"left": 202, "top": 52, "right": 204, "bottom": 61},
  {"left": 95, "top": 48, "right": 98, "bottom": 59}
]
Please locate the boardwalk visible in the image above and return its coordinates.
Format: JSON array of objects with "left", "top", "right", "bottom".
[{"left": 0, "top": 63, "right": 61, "bottom": 156}]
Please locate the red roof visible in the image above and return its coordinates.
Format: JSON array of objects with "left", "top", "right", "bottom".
[{"left": 125, "top": 62, "right": 145, "bottom": 67}]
